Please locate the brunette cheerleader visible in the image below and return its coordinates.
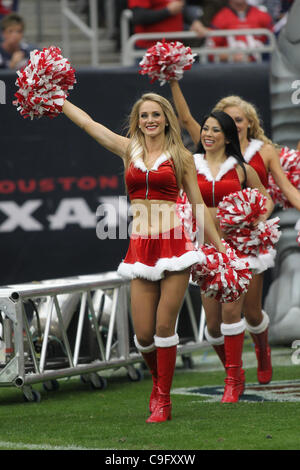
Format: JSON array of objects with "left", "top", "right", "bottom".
[
  {"left": 187, "top": 110, "right": 274, "bottom": 402},
  {"left": 170, "top": 80, "right": 300, "bottom": 385}
]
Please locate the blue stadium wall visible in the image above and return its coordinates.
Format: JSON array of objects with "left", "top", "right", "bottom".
[{"left": 0, "top": 63, "right": 271, "bottom": 285}]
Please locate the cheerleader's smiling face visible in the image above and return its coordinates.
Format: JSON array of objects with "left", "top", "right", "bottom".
[
  {"left": 201, "top": 117, "right": 226, "bottom": 152},
  {"left": 223, "top": 106, "right": 250, "bottom": 143},
  {"left": 138, "top": 100, "right": 167, "bottom": 137}
]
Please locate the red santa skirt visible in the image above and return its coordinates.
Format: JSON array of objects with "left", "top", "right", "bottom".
[
  {"left": 231, "top": 246, "right": 276, "bottom": 275},
  {"left": 117, "top": 225, "right": 204, "bottom": 281}
]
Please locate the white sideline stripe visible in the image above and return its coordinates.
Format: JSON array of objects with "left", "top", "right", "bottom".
[{"left": 0, "top": 441, "right": 107, "bottom": 450}]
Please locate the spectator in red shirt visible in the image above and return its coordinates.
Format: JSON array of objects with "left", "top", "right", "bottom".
[
  {"left": 128, "top": 0, "right": 208, "bottom": 49},
  {"left": 0, "top": 0, "right": 18, "bottom": 19},
  {"left": 209, "top": 0, "right": 273, "bottom": 62}
]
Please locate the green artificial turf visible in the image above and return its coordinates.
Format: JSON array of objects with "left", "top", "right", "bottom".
[{"left": 0, "top": 346, "right": 299, "bottom": 451}]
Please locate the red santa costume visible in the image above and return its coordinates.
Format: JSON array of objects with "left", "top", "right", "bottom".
[
  {"left": 179, "top": 153, "right": 248, "bottom": 401},
  {"left": 117, "top": 150, "right": 203, "bottom": 280},
  {"left": 240, "top": 138, "right": 274, "bottom": 384},
  {"left": 243, "top": 138, "right": 268, "bottom": 188},
  {"left": 231, "top": 138, "right": 277, "bottom": 274},
  {"left": 178, "top": 151, "right": 276, "bottom": 394},
  {"left": 117, "top": 148, "right": 204, "bottom": 420}
]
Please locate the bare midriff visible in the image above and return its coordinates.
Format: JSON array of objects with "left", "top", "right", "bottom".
[{"left": 130, "top": 199, "right": 181, "bottom": 237}]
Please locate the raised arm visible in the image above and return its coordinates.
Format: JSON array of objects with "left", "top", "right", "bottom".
[
  {"left": 62, "top": 100, "right": 130, "bottom": 160},
  {"left": 169, "top": 80, "right": 201, "bottom": 146},
  {"left": 266, "top": 145, "right": 300, "bottom": 211},
  {"left": 182, "top": 156, "right": 225, "bottom": 252}
]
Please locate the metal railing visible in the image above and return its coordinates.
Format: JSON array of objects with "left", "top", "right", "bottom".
[
  {"left": 0, "top": 272, "right": 206, "bottom": 402},
  {"left": 121, "top": 9, "right": 276, "bottom": 66},
  {"left": 61, "top": 0, "right": 99, "bottom": 67}
]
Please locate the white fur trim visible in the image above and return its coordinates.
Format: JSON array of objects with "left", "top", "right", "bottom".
[
  {"left": 154, "top": 333, "right": 179, "bottom": 348},
  {"left": 204, "top": 326, "right": 224, "bottom": 345},
  {"left": 243, "top": 139, "right": 264, "bottom": 163},
  {"left": 193, "top": 154, "right": 238, "bottom": 181},
  {"left": 130, "top": 150, "right": 170, "bottom": 173},
  {"left": 117, "top": 250, "right": 203, "bottom": 281},
  {"left": 134, "top": 335, "right": 156, "bottom": 353},
  {"left": 152, "top": 152, "right": 170, "bottom": 170},
  {"left": 132, "top": 158, "right": 147, "bottom": 172},
  {"left": 221, "top": 319, "right": 246, "bottom": 336},
  {"left": 193, "top": 154, "right": 213, "bottom": 181},
  {"left": 216, "top": 157, "right": 239, "bottom": 181},
  {"left": 244, "top": 310, "right": 270, "bottom": 335},
  {"left": 243, "top": 248, "right": 276, "bottom": 274}
]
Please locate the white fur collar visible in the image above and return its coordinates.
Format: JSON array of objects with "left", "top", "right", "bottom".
[
  {"left": 131, "top": 146, "right": 170, "bottom": 172},
  {"left": 244, "top": 139, "right": 263, "bottom": 163},
  {"left": 193, "top": 153, "right": 238, "bottom": 181}
]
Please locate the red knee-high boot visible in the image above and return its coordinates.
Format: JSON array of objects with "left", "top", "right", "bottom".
[
  {"left": 221, "top": 320, "right": 245, "bottom": 403},
  {"left": 146, "top": 334, "right": 178, "bottom": 423},
  {"left": 205, "top": 326, "right": 226, "bottom": 366},
  {"left": 205, "top": 327, "right": 245, "bottom": 396},
  {"left": 245, "top": 310, "right": 272, "bottom": 384},
  {"left": 134, "top": 336, "right": 158, "bottom": 413}
]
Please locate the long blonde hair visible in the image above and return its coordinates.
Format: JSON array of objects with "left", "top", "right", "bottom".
[
  {"left": 125, "top": 93, "right": 191, "bottom": 187},
  {"left": 213, "top": 95, "right": 273, "bottom": 146}
]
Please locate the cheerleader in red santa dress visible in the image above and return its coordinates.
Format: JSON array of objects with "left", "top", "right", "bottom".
[
  {"left": 13, "top": 48, "right": 228, "bottom": 422},
  {"left": 62, "top": 93, "right": 230, "bottom": 422},
  {"left": 185, "top": 110, "right": 274, "bottom": 402},
  {"left": 170, "top": 81, "right": 300, "bottom": 385},
  {"left": 213, "top": 96, "right": 300, "bottom": 384}
]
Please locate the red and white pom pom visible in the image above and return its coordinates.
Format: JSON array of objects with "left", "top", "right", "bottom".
[
  {"left": 139, "top": 40, "right": 196, "bottom": 86},
  {"left": 176, "top": 191, "right": 198, "bottom": 243},
  {"left": 13, "top": 46, "right": 76, "bottom": 119},
  {"left": 216, "top": 188, "right": 267, "bottom": 232},
  {"left": 227, "top": 217, "right": 281, "bottom": 257},
  {"left": 191, "top": 243, "right": 252, "bottom": 303},
  {"left": 268, "top": 147, "right": 300, "bottom": 209}
]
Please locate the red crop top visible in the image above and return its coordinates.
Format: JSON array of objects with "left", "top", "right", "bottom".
[
  {"left": 126, "top": 153, "right": 179, "bottom": 202},
  {"left": 244, "top": 139, "right": 268, "bottom": 188},
  {"left": 194, "top": 154, "right": 242, "bottom": 207}
]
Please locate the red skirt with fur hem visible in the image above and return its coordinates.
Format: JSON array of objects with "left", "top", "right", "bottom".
[{"left": 117, "top": 225, "right": 204, "bottom": 281}]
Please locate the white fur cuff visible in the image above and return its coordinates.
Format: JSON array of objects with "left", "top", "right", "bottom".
[
  {"left": 204, "top": 326, "right": 224, "bottom": 345},
  {"left": 244, "top": 310, "right": 270, "bottom": 334},
  {"left": 154, "top": 333, "right": 179, "bottom": 348},
  {"left": 134, "top": 335, "right": 156, "bottom": 353},
  {"left": 221, "top": 319, "right": 246, "bottom": 336}
]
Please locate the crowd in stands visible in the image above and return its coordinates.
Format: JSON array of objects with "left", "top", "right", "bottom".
[
  {"left": 0, "top": 0, "right": 296, "bottom": 69},
  {"left": 55, "top": 1, "right": 296, "bottom": 58},
  {"left": 127, "top": 0, "right": 295, "bottom": 62}
]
